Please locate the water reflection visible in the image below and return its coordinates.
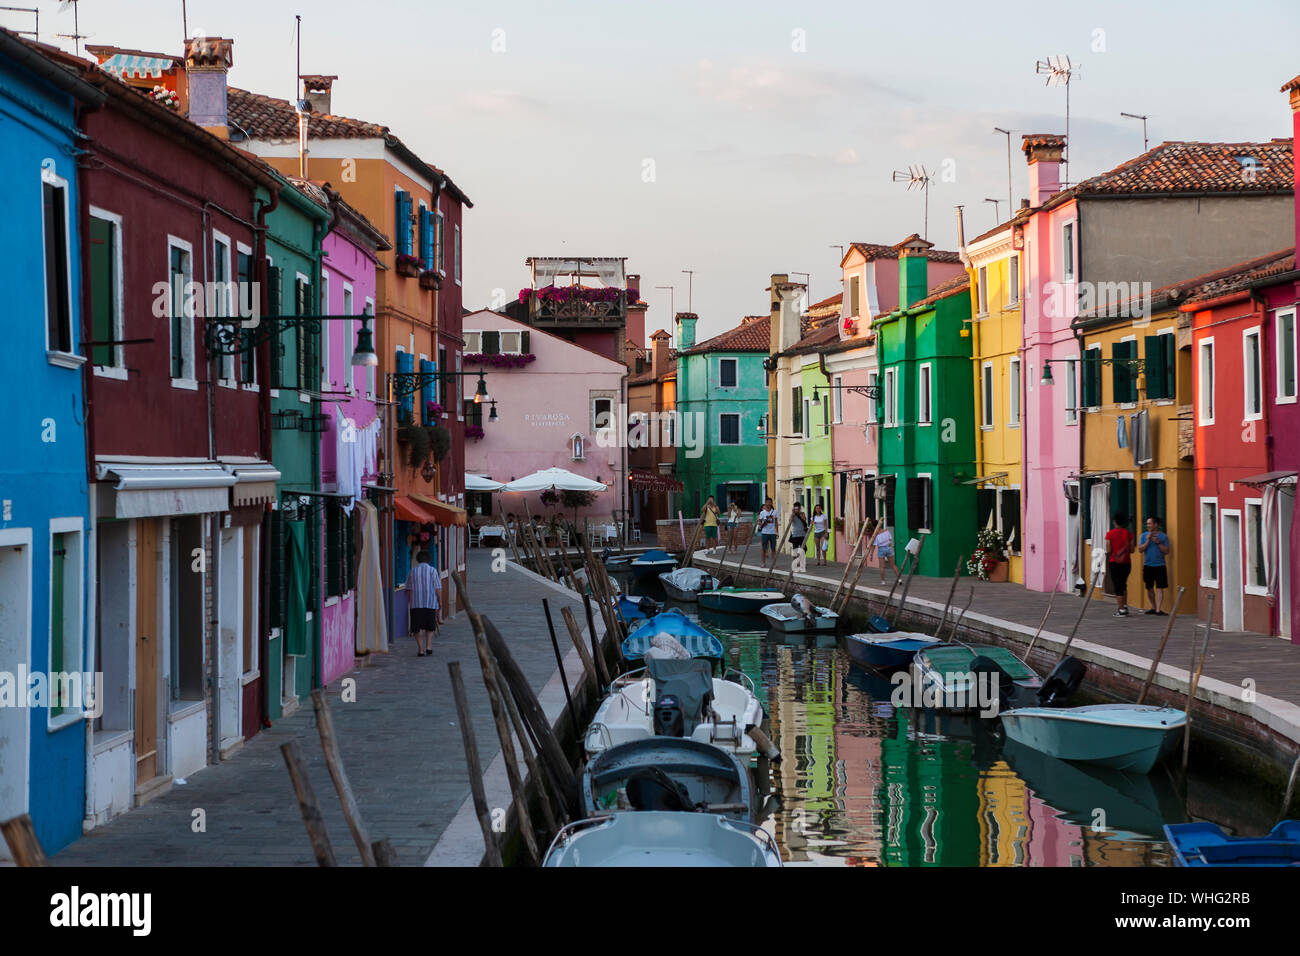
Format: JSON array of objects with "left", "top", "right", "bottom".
[{"left": 618, "top": 575, "right": 1203, "bottom": 866}]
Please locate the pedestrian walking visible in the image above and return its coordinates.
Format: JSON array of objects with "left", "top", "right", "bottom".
[
  {"left": 789, "top": 502, "right": 809, "bottom": 562},
  {"left": 812, "top": 503, "right": 829, "bottom": 566},
  {"left": 873, "top": 522, "right": 896, "bottom": 583},
  {"left": 725, "top": 501, "right": 742, "bottom": 552},
  {"left": 1105, "top": 513, "right": 1136, "bottom": 617},
  {"left": 757, "top": 497, "right": 778, "bottom": 562},
  {"left": 1138, "top": 516, "right": 1171, "bottom": 615},
  {"left": 702, "top": 495, "right": 721, "bottom": 552},
  {"left": 405, "top": 549, "right": 441, "bottom": 656}
]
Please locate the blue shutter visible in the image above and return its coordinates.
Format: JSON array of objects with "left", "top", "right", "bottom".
[
  {"left": 397, "top": 350, "right": 414, "bottom": 422},
  {"left": 395, "top": 191, "right": 413, "bottom": 257},
  {"left": 420, "top": 358, "right": 436, "bottom": 423},
  {"left": 419, "top": 208, "right": 433, "bottom": 268}
]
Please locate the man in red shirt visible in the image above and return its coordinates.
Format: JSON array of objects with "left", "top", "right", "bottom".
[{"left": 1104, "top": 513, "right": 1136, "bottom": 617}]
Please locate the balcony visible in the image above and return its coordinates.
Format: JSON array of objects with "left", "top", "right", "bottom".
[{"left": 523, "top": 288, "right": 627, "bottom": 326}]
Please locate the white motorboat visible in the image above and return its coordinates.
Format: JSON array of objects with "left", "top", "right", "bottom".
[
  {"left": 543, "top": 812, "right": 782, "bottom": 867},
  {"left": 759, "top": 593, "right": 839, "bottom": 632},
  {"left": 658, "top": 566, "right": 719, "bottom": 602}
]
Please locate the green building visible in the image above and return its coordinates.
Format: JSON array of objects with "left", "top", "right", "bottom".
[
  {"left": 262, "top": 174, "right": 331, "bottom": 717},
  {"left": 873, "top": 237, "right": 978, "bottom": 577},
  {"left": 774, "top": 324, "right": 838, "bottom": 560},
  {"left": 675, "top": 313, "right": 771, "bottom": 514}
]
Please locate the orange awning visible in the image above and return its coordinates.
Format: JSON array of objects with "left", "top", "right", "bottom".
[
  {"left": 410, "top": 492, "right": 468, "bottom": 527},
  {"left": 394, "top": 495, "right": 438, "bottom": 525}
]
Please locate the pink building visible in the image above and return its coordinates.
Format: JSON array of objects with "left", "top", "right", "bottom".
[
  {"left": 462, "top": 309, "right": 628, "bottom": 523},
  {"left": 317, "top": 189, "right": 388, "bottom": 684}
]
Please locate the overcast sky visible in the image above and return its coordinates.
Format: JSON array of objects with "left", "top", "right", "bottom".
[{"left": 11, "top": 0, "right": 1299, "bottom": 344}]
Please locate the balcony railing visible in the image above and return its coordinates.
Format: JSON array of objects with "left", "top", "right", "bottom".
[{"left": 526, "top": 291, "right": 627, "bottom": 325}]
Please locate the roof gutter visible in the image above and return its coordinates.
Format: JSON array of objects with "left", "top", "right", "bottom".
[
  {"left": 0, "top": 31, "right": 107, "bottom": 106},
  {"left": 1177, "top": 289, "right": 1252, "bottom": 313}
]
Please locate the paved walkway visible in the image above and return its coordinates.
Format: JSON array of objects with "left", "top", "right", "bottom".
[
  {"left": 694, "top": 548, "right": 1300, "bottom": 726},
  {"left": 53, "top": 550, "right": 587, "bottom": 866}
]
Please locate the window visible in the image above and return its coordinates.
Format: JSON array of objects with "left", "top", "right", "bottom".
[
  {"left": 169, "top": 516, "right": 205, "bottom": 701},
  {"left": 1000, "top": 488, "right": 1022, "bottom": 554},
  {"left": 907, "top": 475, "right": 932, "bottom": 532},
  {"left": 1198, "top": 339, "right": 1215, "bottom": 424},
  {"left": 867, "top": 371, "right": 879, "bottom": 424},
  {"left": 324, "top": 502, "right": 357, "bottom": 599},
  {"left": 43, "top": 169, "right": 74, "bottom": 356},
  {"left": 499, "top": 330, "right": 523, "bottom": 354},
  {"left": 1113, "top": 339, "right": 1138, "bottom": 404},
  {"left": 237, "top": 244, "right": 255, "bottom": 384},
  {"left": 592, "top": 397, "right": 613, "bottom": 431},
  {"left": 418, "top": 201, "right": 433, "bottom": 268},
  {"left": 977, "top": 266, "right": 989, "bottom": 315},
  {"left": 342, "top": 284, "right": 355, "bottom": 392},
  {"left": 454, "top": 224, "right": 461, "bottom": 285},
  {"left": 464, "top": 330, "right": 482, "bottom": 353},
  {"left": 791, "top": 386, "right": 803, "bottom": 435},
  {"left": 1008, "top": 357, "right": 1021, "bottom": 427},
  {"left": 1245, "top": 500, "right": 1267, "bottom": 593},
  {"left": 87, "top": 210, "right": 124, "bottom": 372},
  {"left": 1065, "top": 357, "right": 1079, "bottom": 425},
  {"left": 882, "top": 370, "right": 897, "bottom": 427},
  {"left": 832, "top": 375, "right": 843, "bottom": 424},
  {"left": 1141, "top": 476, "right": 1167, "bottom": 528},
  {"left": 1007, "top": 255, "right": 1020, "bottom": 306},
  {"left": 437, "top": 345, "right": 449, "bottom": 409},
  {"left": 1200, "top": 500, "right": 1218, "bottom": 584},
  {"left": 1082, "top": 345, "right": 1102, "bottom": 409},
  {"left": 168, "top": 237, "right": 195, "bottom": 381},
  {"left": 212, "top": 234, "right": 234, "bottom": 386},
  {"left": 1108, "top": 477, "right": 1137, "bottom": 531},
  {"left": 48, "top": 521, "right": 84, "bottom": 723},
  {"left": 1278, "top": 309, "right": 1297, "bottom": 403},
  {"left": 571, "top": 434, "right": 585, "bottom": 460},
  {"left": 463, "top": 397, "right": 483, "bottom": 428},
  {"left": 803, "top": 397, "right": 811, "bottom": 439},
  {"left": 719, "top": 358, "right": 738, "bottom": 388},
  {"left": 981, "top": 362, "right": 994, "bottom": 428},
  {"left": 394, "top": 188, "right": 414, "bottom": 257},
  {"left": 720, "top": 413, "right": 741, "bottom": 445},
  {"left": 849, "top": 275, "right": 860, "bottom": 317},
  {"left": 918, "top": 363, "right": 932, "bottom": 424},
  {"left": 1144, "top": 331, "right": 1176, "bottom": 401},
  {"left": 319, "top": 271, "right": 331, "bottom": 391},
  {"left": 1062, "top": 221, "right": 1075, "bottom": 283},
  {"left": 822, "top": 392, "right": 829, "bottom": 433},
  {"left": 1243, "top": 327, "right": 1263, "bottom": 421},
  {"left": 294, "top": 274, "right": 315, "bottom": 393},
  {"left": 435, "top": 208, "right": 445, "bottom": 273}
]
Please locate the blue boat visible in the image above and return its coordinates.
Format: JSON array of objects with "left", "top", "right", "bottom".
[
  {"left": 630, "top": 548, "right": 677, "bottom": 579},
  {"left": 845, "top": 631, "right": 942, "bottom": 670},
  {"left": 999, "top": 704, "right": 1186, "bottom": 774},
  {"left": 617, "top": 595, "right": 661, "bottom": 622},
  {"left": 622, "top": 609, "right": 724, "bottom": 661},
  {"left": 1163, "top": 821, "right": 1300, "bottom": 867}
]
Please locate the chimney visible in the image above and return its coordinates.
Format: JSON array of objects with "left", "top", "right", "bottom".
[
  {"left": 185, "top": 37, "right": 234, "bottom": 140},
  {"left": 676, "top": 312, "right": 697, "bottom": 350},
  {"left": 1022, "top": 133, "right": 1065, "bottom": 206},
  {"left": 897, "top": 235, "right": 933, "bottom": 309},
  {"left": 768, "top": 274, "right": 803, "bottom": 352},
  {"left": 626, "top": 273, "right": 641, "bottom": 302},
  {"left": 650, "top": 329, "right": 671, "bottom": 379},
  {"left": 300, "top": 74, "right": 337, "bottom": 116},
  {"left": 1285, "top": 75, "right": 1300, "bottom": 255}
]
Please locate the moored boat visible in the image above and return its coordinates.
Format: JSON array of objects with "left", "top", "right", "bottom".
[
  {"left": 616, "top": 594, "right": 660, "bottom": 622},
  {"left": 621, "top": 609, "right": 724, "bottom": 662},
  {"left": 582, "top": 738, "right": 754, "bottom": 821},
  {"left": 630, "top": 548, "right": 677, "bottom": 578},
  {"left": 1163, "top": 820, "right": 1300, "bottom": 867},
  {"left": 910, "top": 642, "right": 1042, "bottom": 712},
  {"left": 999, "top": 703, "right": 1186, "bottom": 774},
  {"left": 658, "top": 566, "right": 719, "bottom": 602},
  {"left": 759, "top": 593, "right": 839, "bottom": 633},
  {"left": 543, "top": 811, "right": 782, "bottom": 867},
  {"left": 845, "top": 631, "right": 942, "bottom": 670},
  {"left": 698, "top": 587, "right": 788, "bottom": 614}
]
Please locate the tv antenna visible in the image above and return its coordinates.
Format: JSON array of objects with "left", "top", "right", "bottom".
[
  {"left": 892, "top": 164, "right": 934, "bottom": 239},
  {"left": 55, "top": 0, "right": 87, "bottom": 56},
  {"left": 983, "top": 198, "right": 1001, "bottom": 224},
  {"left": 1035, "top": 55, "right": 1079, "bottom": 183},
  {"left": 1120, "top": 112, "right": 1149, "bottom": 153},
  {"left": 0, "top": 6, "right": 39, "bottom": 39}
]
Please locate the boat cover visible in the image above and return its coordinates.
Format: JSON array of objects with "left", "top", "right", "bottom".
[
  {"left": 633, "top": 549, "right": 674, "bottom": 564},
  {"left": 648, "top": 658, "right": 714, "bottom": 732},
  {"left": 922, "top": 644, "right": 1036, "bottom": 681},
  {"left": 664, "top": 567, "right": 712, "bottom": 589}
]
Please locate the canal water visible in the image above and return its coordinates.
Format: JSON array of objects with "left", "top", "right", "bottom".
[{"left": 616, "top": 573, "right": 1280, "bottom": 867}]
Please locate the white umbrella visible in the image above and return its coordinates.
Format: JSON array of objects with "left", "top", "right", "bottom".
[
  {"left": 503, "top": 467, "right": 607, "bottom": 493},
  {"left": 465, "top": 473, "right": 505, "bottom": 491}
]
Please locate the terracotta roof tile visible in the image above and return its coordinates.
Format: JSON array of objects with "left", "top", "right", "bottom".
[
  {"left": 808, "top": 291, "right": 842, "bottom": 311},
  {"left": 1074, "top": 140, "right": 1294, "bottom": 195},
  {"left": 680, "top": 315, "right": 772, "bottom": 355},
  {"left": 911, "top": 273, "right": 971, "bottom": 309},
  {"left": 1180, "top": 249, "right": 1296, "bottom": 305},
  {"left": 778, "top": 321, "right": 840, "bottom": 357},
  {"left": 846, "top": 239, "right": 962, "bottom": 265},
  {"left": 627, "top": 353, "right": 677, "bottom": 384},
  {"left": 1280, "top": 74, "right": 1300, "bottom": 93}
]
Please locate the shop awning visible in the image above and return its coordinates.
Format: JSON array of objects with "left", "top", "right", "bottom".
[
  {"left": 96, "top": 461, "right": 236, "bottom": 519},
  {"left": 410, "top": 492, "right": 468, "bottom": 527},
  {"left": 99, "top": 53, "right": 178, "bottom": 79},
  {"left": 221, "top": 460, "right": 282, "bottom": 507},
  {"left": 960, "top": 472, "right": 1009, "bottom": 486},
  {"left": 1238, "top": 471, "right": 1297, "bottom": 487},
  {"left": 465, "top": 474, "right": 505, "bottom": 491},
  {"left": 393, "top": 495, "right": 438, "bottom": 525},
  {"left": 628, "top": 469, "right": 684, "bottom": 492}
]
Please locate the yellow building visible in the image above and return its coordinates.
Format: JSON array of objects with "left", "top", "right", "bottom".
[
  {"left": 1074, "top": 285, "right": 1197, "bottom": 615},
  {"left": 964, "top": 218, "right": 1026, "bottom": 582}
]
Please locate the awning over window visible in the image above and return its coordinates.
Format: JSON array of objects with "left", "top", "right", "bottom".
[
  {"left": 221, "top": 460, "right": 282, "bottom": 507},
  {"left": 628, "top": 469, "right": 683, "bottom": 492},
  {"left": 1238, "top": 470, "right": 1297, "bottom": 487},
  {"left": 394, "top": 495, "right": 437, "bottom": 525},
  {"left": 99, "top": 53, "right": 178, "bottom": 79},
  {"left": 96, "top": 461, "right": 236, "bottom": 519},
  {"left": 410, "top": 492, "right": 468, "bottom": 527}
]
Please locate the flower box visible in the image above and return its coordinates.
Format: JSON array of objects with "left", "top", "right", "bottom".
[
  {"left": 463, "top": 352, "right": 536, "bottom": 369},
  {"left": 395, "top": 253, "right": 424, "bottom": 278},
  {"left": 419, "top": 270, "right": 442, "bottom": 290}
]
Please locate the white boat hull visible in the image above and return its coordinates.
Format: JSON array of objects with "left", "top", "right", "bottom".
[{"left": 585, "top": 675, "right": 766, "bottom": 757}]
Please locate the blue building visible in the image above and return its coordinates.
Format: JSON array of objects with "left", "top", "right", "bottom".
[{"left": 0, "top": 32, "right": 106, "bottom": 854}]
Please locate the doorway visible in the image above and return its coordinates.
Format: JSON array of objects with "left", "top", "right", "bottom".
[
  {"left": 0, "top": 536, "right": 32, "bottom": 855},
  {"left": 1280, "top": 492, "right": 1294, "bottom": 639},
  {"left": 135, "top": 518, "right": 161, "bottom": 788},
  {"left": 1221, "top": 511, "right": 1243, "bottom": 632},
  {"left": 217, "top": 528, "right": 242, "bottom": 754}
]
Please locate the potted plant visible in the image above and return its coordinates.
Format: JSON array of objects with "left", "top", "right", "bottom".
[
  {"left": 419, "top": 269, "right": 442, "bottom": 290},
  {"left": 395, "top": 252, "right": 424, "bottom": 278},
  {"left": 967, "top": 528, "right": 1009, "bottom": 582},
  {"left": 425, "top": 401, "right": 444, "bottom": 423},
  {"left": 465, "top": 424, "right": 485, "bottom": 440}
]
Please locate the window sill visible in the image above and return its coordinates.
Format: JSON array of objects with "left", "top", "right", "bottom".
[
  {"left": 1199, "top": 577, "right": 1219, "bottom": 589},
  {"left": 171, "top": 378, "right": 199, "bottom": 391},
  {"left": 48, "top": 711, "right": 83, "bottom": 733},
  {"left": 93, "top": 365, "right": 129, "bottom": 380},
  {"left": 299, "top": 391, "right": 312, "bottom": 404},
  {"left": 240, "top": 669, "right": 260, "bottom": 686},
  {"left": 270, "top": 388, "right": 280, "bottom": 398},
  {"left": 48, "top": 351, "right": 87, "bottom": 370},
  {"left": 168, "top": 699, "right": 205, "bottom": 721},
  {"left": 241, "top": 383, "right": 260, "bottom": 393},
  {"left": 1245, "top": 585, "right": 1270, "bottom": 597},
  {"left": 1277, "top": 395, "right": 1298, "bottom": 406},
  {"left": 218, "top": 379, "right": 238, "bottom": 390},
  {"left": 93, "top": 728, "right": 133, "bottom": 754},
  {"left": 980, "top": 424, "right": 994, "bottom": 432}
]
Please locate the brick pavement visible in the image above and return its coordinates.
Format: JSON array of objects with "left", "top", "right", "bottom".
[{"left": 53, "top": 549, "right": 585, "bottom": 866}]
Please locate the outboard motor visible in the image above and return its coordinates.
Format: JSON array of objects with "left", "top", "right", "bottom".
[
  {"left": 653, "top": 693, "right": 686, "bottom": 737},
  {"left": 969, "top": 655, "right": 1016, "bottom": 711},
  {"left": 1037, "top": 656, "right": 1088, "bottom": 705},
  {"left": 635, "top": 595, "right": 658, "bottom": 615},
  {"left": 625, "top": 768, "right": 695, "bottom": 812},
  {"left": 792, "top": 593, "right": 817, "bottom": 624}
]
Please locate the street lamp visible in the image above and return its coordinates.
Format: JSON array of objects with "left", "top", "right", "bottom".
[
  {"left": 488, "top": 400, "right": 499, "bottom": 423},
  {"left": 203, "top": 302, "right": 379, "bottom": 366}
]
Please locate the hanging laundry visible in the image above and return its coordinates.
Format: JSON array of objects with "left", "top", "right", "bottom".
[
  {"left": 1131, "top": 410, "right": 1153, "bottom": 467},
  {"left": 1116, "top": 415, "right": 1129, "bottom": 449}
]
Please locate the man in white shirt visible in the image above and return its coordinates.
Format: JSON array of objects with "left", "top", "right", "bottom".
[
  {"left": 756, "top": 498, "right": 779, "bottom": 562},
  {"left": 405, "top": 550, "right": 441, "bottom": 656}
]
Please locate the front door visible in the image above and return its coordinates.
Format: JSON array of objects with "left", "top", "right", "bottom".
[
  {"left": 134, "top": 518, "right": 160, "bottom": 785},
  {"left": 1221, "top": 511, "right": 1244, "bottom": 632},
  {"left": 218, "top": 528, "right": 242, "bottom": 753},
  {"left": 0, "top": 538, "right": 31, "bottom": 855}
]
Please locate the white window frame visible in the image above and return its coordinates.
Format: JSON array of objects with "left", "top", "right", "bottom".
[
  {"left": 236, "top": 241, "right": 257, "bottom": 390},
  {"left": 802, "top": 396, "right": 811, "bottom": 439},
  {"left": 1244, "top": 498, "right": 1268, "bottom": 596},
  {"left": 917, "top": 472, "right": 933, "bottom": 533},
  {"left": 47, "top": 517, "right": 85, "bottom": 732},
  {"left": 88, "top": 207, "right": 126, "bottom": 378},
  {"left": 42, "top": 166, "right": 80, "bottom": 367},
  {"left": 1199, "top": 497, "right": 1219, "bottom": 586},
  {"left": 866, "top": 371, "right": 879, "bottom": 424},
  {"left": 1276, "top": 308, "right": 1297, "bottom": 405},
  {"left": 319, "top": 270, "right": 332, "bottom": 393},
  {"left": 832, "top": 375, "right": 843, "bottom": 424},
  {"left": 500, "top": 330, "right": 523, "bottom": 355},
  {"left": 977, "top": 266, "right": 988, "bottom": 316},
  {"left": 1008, "top": 356, "right": 1021, "bottom": 427},
  {"left": 1064, "top": 356, "right": 1079, "bottom": 426},
  {"left": 342, "top": 282, "right": 355, "bottom": 394},
  {"left": 167, "top": 235, "right": 197, "bottom": 388},
  {"left": 918, "top": 362, "right": 933, "bottom": 425},
  {"left": 212, "top": 230, "right": 236, "bottom": 386},
  {"left": 1243, "top": 326, "right": 1263, "bottom": 422},
  {"left": 719, "top": 357, "right": 738, "bottom": 389},
  {"left": 1198, "top": 338, "right": 1215, "bottom": 425},
  {"left": 981, "top": 361, "right": 995, "bottom": 429},
  {"left": 454, "top": 223, "right": 461, "bottom": 285},
  {"left": 1007, "top": 254, "right": 1020, "bottom": 307},
  {"left": 719, "top": 412, "right": 741, "bottom": 446},
  {"left": 1061, "top": 219, "right": 1076, "bottom": 284},
  {"left": 295, "top": 271, "right": 312, "bottom": 404},
  {"left": 592, "top": 396, "right": 613, "bottom": 432},
  {"left": 882, "top": 368, "right": 897, "bottom": 427},
  {"left": 435, "top": 207, "right": 446, "bottom": 275}
]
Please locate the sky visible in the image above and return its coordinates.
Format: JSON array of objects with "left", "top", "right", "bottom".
[{"left": 10, "top": 0, "right": 1299, "bottom": 345}]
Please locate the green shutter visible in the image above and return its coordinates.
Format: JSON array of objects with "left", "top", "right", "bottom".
[
  {"left": 1082, "top": 349, "right": 1101, "bottom": 407},
  {"left": 89, "top": 217, "right": 115, "bottom": 366},
  {"left": 1163, "top": 334, "right": 1176, "bottom": 400},
  {"left": 483, "top": 330, "right": 500, "bottom": 355},
  {"left": 268, "top": 265, "right": 284, "bottom": 387},
  {"left": 1144, "top": 335, "right": 1166, "bottom": 400},
  {"left": 520, "top": 331, "right": 530, "bottom": 354}
]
